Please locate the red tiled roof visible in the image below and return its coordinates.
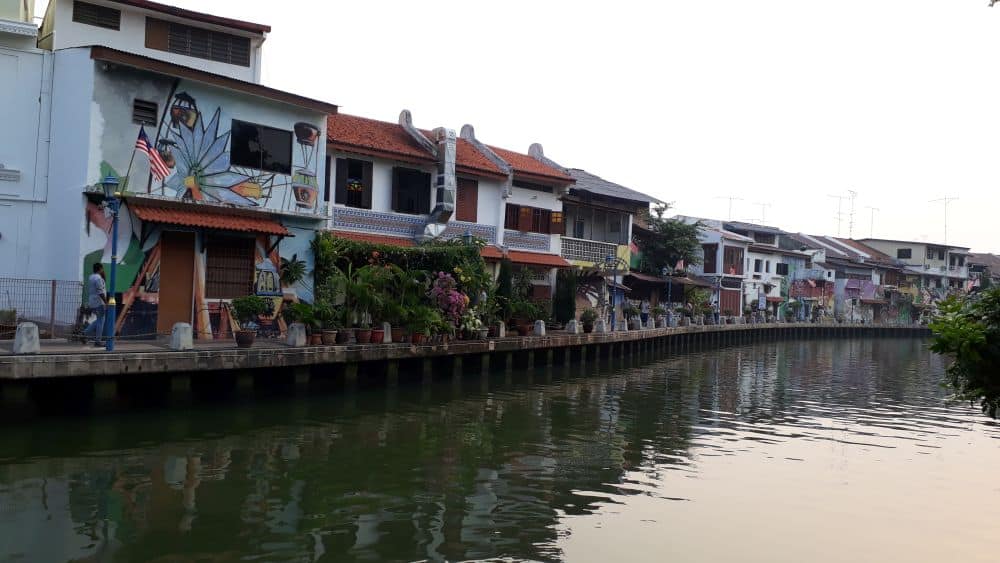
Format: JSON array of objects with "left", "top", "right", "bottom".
[
  {"left": 836, "top": 238, "right": 896, "bottom": 264},
  {"left": 488, "top": 145, "right": 574, "bottom": 185},
  {"left": 109, "top": 0, "right": 270, "bottom": 34},
  {"left": 327, "top": 114, "right": 435, "bottom": 164},
  {"left": 328, "top": 230, "right": 415, "bottom": 247},
  {"left": 480, "top": 247, "right": 570, "bottom": 268},
  {"left": 130, "top": 204, "right": 289, "bottom": 235},
  {"left": 456, "top": 138, "right": 506, "bottom": 178}
]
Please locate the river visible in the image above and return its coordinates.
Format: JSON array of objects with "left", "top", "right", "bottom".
[{"left": 1, "top": 338, "right": 998, "bottom": 562}]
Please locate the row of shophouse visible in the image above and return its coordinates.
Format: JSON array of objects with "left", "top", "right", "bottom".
[{"left": 1, "top": 0, "right": 994, "bottom": 337}]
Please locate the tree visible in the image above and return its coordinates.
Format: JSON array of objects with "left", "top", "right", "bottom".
[
  {"left": 929, "top": 287, "right": 1000, "bottom": 417},
  {"left": 633, "top": 204, "right": 703, "bottom": 275},
  {"left": 553, "top": 269, "right": 578, "bottom": 323},
  {"left": 496, "top": 259, "right": 514, "bottom": 320}
]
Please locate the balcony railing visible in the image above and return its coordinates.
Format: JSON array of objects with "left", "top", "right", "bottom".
[{"left": 561, "top": 237, "right": 618, "bottom": 264}]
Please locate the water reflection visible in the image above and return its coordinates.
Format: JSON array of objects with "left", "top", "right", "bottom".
[{"left": 1, "top": 338, "right": 998, "bottom": 562}]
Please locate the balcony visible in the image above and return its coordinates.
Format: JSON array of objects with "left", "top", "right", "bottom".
[
  {"left": 561, "top": 236, "right": 618, "bottom": 265},
  {"left": 791, "top": 267, "right": 829, "bottom": 281}
]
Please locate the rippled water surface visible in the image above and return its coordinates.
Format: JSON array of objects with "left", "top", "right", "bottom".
[{"left": 2, "top": 338, "right": 999, "bottom": 562}]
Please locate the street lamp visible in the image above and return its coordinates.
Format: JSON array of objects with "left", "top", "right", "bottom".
[
  {"left": 100, "top": 175, "right": 121, "bottom": 352},
  {"left": 662, "top": 266, "right": 672, "bottom": 327},
  {"left": 462, "top": 229, "right": 474, "bottom": 247}
]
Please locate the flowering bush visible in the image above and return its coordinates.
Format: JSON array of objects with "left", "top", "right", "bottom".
[
  {"left": 459, "top": 307, "right": 484, "bottom": 333},
  {"left": 429, "top": 272, "right": 468, "bottom": 326}
]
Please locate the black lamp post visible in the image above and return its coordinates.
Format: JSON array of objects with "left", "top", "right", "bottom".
[
  {"left": 662, "top": 266, "right": 672, "bottom": 327},
  {"left": 606, "top": 254, "right": 617, "bottom": 331},
  {"left": 100, "top": 175, "right": 121, "bottom": 352},
  {"left": 462, "top": 229, "right": 474, "bottom": 247}
]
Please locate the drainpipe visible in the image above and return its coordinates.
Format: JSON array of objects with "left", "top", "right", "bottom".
[
  {"left": 398, "top": 110, "right": 455, "bottom": 240},
  {"left": 461, "top": 125, "right": 512, "bottom": 248}
]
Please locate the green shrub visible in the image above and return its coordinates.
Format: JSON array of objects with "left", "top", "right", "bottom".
[
  {"left": 553, "top": 269, "right": 578, "bottom": 323},
  {"left": 230, "top": 295, "right": 272, "bottom": 328}
]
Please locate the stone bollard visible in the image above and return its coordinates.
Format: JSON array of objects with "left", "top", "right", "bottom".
[
  {"left": 565, "top": 319, "right": 581, "bottom": 334},
  {"left": 595, "top": 319, "right": 609, "bottom": 333},
  {"left": 534, "top": 320, "right": 546, "bottom": 337},
  {"left": 284, "top": 322, "right": 306, "bottom": 347},
  {"left": 495, "top": 321, "right": 507, "bottom": 338},
  {"left": 645, "top": 317, "right": 656, "bottom": 330},
  {"left": 13, "top": 322, "right": 40, "bottom": 355},
  {"left": 170, "top": 322, "right": 194, "bottom": 351},
  {"left": 381, "top": 322, "right": 392, "bottom": 343}
]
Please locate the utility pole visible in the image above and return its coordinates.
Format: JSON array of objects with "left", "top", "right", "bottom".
[
  {"left": 929, "top": 196, "right": 959, "bottom": 245},
  {"left": 847, "top": 190, "right": 858, "bottom": 238},
  {"left": 827, "top": 194, "right": 847, "bottom": 237},
  {"left": 715, "top": 195, "right": 743, "bottom": 221},
  {"left": 865, "top": 206, "right": 879, "bottom": 238},
  {"left": 752, "top": 202, "right": 772, "bottom": 225}
]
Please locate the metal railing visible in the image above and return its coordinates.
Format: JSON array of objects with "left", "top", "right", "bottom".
[
  {"left": 0, "top": 278, "right": 84, "bottom": 339},
  {"left": 561, "top": 237, "right": 618, "bottom": 264}
]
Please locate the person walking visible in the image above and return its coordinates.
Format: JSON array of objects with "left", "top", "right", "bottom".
[
  {"left": 84, "top": 263, "right": 108, "bottom": 347},
  {"left": 640, "top": 299, "right": 650, "bottom": 326},
  {"left": 712, "top": 300, "right": 720, "bottom": 325}
]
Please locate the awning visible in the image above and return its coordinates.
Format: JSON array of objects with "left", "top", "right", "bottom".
[
  {"left": 328, "top": 229, "right": 415, "bottom": 247},
  {"left": 861, "top": 298, "right": 887, "bottom": 305},
  {"left": 481, "top": 247, "right": 571, "bottom": 268},
  {"left": 608, "top": 281, "right": 632, "bottom": 292},
  {"left": 766, "top": 296, "right": 784, "bottom": 303},
  {"left": 130, "top": 203, "right": 289, "bottom": 235}
]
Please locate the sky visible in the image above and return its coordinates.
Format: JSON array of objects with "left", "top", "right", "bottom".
[{"left": 37, "top": 0, "right": 1000, "bottom": 251}]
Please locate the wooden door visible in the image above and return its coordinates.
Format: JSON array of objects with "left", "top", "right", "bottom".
[{"left": 157, "top": 231, "right": 196, "bottom": 334}]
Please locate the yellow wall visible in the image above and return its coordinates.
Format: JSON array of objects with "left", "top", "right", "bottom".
[{"left": 567, "top": 244, "right": 631, "bottom": 269}]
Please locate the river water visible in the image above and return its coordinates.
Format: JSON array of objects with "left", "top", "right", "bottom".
[{"left": 2, "top": 338, "right": 999, "bottom": 562}]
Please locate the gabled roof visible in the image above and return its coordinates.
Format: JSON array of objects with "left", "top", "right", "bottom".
[
  {"left": 857, "top": 237, "right": 971, "bottom": 251},
  {"left": 969, "top": 253, "right": 1000, "bottom": 269},
  {"left": 566, "top": 168, "right": 661, "bottom": 205},
  {"left": 836, "top": 239, "right": 900, "bottom": 267},
  {"left": 723, "top": 221, "right": 785, "bottom": 235},
  {"left": 107, "top": 0, "right": 270, "bottom": 34},
  {"left": 488, "top": 145, "right": 574, "bottom": 185},
  {"left": 327, "top": 114, "right": 435, "bottom": 164},
  {"left": 455, "top": 138, "right": 506, "bottom": 179}
]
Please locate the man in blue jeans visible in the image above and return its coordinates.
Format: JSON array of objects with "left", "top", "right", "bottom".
[{"left": 84, "top": 263, "right": 108, "bottom": 346}]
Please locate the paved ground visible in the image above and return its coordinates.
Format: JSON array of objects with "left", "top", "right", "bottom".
[{"left": 0, "top": 336, "right": 290, "bottom": 355}]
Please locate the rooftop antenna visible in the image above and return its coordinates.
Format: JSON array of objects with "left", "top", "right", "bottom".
[
  {"left": 715, "top": 195, "right": 743, "bottom": 220},
  {"left": 847, "top": 190, "right": 858, "bottom": 238},
  {"left": 752, "top": 202, "right": 772, "bottom": 224},
  {"left": 865, "top": 206, "right": 879, "bottom": 238},
  {"left": 929, "top": 196, "right": 959, "bottom": 245},
  {"left": 827, "top": 194, "right": 847, "bottom": 237}
]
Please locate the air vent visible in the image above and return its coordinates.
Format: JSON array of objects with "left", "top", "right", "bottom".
[
  {"left": 132, "top": 99, "right": 159, "bottom": 125},
  {"left": 73, "top": 1, "right": 121, "bottom": 30}
]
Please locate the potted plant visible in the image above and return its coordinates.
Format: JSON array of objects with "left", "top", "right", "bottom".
[
  {"left": 459, "top": 307, "right": 486, "bottom": 340},
  {"left": 580, "top": 307, "right": 598, "bottom": 333},
  {"left": 623, "top": 302, "right": 640, "bottom": 330},
  {"left": 231, "top": 295, "right": 272, "bottom": 348},
  {"left": 509, "top": 299, "right": 539, "bottom": 336},
  {"left": 406, "top": 305, "right": 440, "bottom": 345}
]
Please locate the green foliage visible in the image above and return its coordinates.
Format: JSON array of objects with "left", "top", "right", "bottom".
[
  {"left": 553, "top": 269, "right": 578, "bottom": 323},
  {"left": 634, "top": 204, "right": 703, "bottom": 275},
  {"left": 230, "top": 295, "right": 272, "bottom": 327},
  {"left": 685, "top": 287, "right": 711, "bottom": 316},
  {"left": 405, "top": 305, "right": 444, "bottom": 335},
  {"left": 280, "top": 254, "right": 307, "bottom": 286},
  {"left": 0, "top": 309, "right": 16, "bottom": 324},
  {"left": 930, "top": 287, "right": 1000, "bottom": 417},
  {"left": 496, "top": 259, "right": 513, "bottom": 320},
  {"left": 579, "top": 307, "right": 598, "bottom": 325}
]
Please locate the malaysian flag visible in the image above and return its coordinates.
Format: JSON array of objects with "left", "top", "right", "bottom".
[{"left": 136, "top": 126, "right": 170, "bottom": 180}]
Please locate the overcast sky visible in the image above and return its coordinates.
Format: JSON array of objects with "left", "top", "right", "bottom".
[{"left": 40, "top": 0, "right": 1000, "bottom": 251}]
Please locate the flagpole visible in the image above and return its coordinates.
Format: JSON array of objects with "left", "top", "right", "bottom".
[{"left": 123, "top": 127, "right": 143, "bottom": 192}]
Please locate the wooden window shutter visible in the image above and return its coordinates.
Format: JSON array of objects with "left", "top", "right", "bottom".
[
  {"left": 361, "top": 161, "right": 373, "bottom": 209},
  {"left": 390, "top": 167, "right": 400, "bottom": 211},
  {"left": 145, "top": 17, "right": 168, "bottom": 50},
  {"left": 518, "top": 206, "right": 533, "bottom": 232},
  {"left": 550, "top": 211, "right": 564, "bottom": 235},
  {"left": 505, "top": 205, "right": 519, "bottom": 230},
  {"left": 456, "top": 178, "right": 478, "bottom": 222},
  {"left": 323, "top": 155, "right": 332, "bottom": 204},
  {"left": 334, "top": 158, "right": 347, "bottom": 204}
]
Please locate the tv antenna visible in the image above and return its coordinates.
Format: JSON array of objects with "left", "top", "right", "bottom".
[
  {"left": 715, "top": 195, "right": 743, "bottom": 220},
  {"left": 929, "top": 196, "right": 959, "bottom": 245},
  {"left": 865, "top": 206, "right": 879, "bottom": 238},
  {"left": 847, "top": 190, "right": 858, "bottom": 238},
  {"left": 752, "top": 201, "right": 772, "bottom": 224},
  {"left": 827, "top": 194, "right": 847, "bottom": 237}
]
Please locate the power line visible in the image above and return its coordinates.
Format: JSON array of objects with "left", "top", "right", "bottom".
[
  {"left": 752, "top": 201, "right": 772, "bottom": 225},
  {"left": 929, "top": 196, "right": 959, "bottom": 245},
  {"left": 865, "top": 206, "right": 879, "bottom": 238}
]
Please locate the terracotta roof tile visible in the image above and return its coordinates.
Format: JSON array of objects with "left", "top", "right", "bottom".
[
  {"left": 456, "top": 138, "right": 506, "bottom": 178},
  {"left": 328, "top": 230, "right": 415, "bottom": 247},
  {"left": 130, "top": 204, "right": 289, "bottom": 235},
  {"left": 327, "top": 114, "right": 435, "bottom": 163},
  {"left": 480, "top": 247, "right": 570, "bottom": 268},
  {"left": 488, "top": 145, "right": 574, "bottom": 185}
]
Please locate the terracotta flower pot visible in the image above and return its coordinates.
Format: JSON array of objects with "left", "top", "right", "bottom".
[
  {"left": 355, "top": 328, "right": 372, "bottom": 344},
  {"left": 235, "top": 329, "right": 256, "bottom": 348},
  {"left": 321, "top": 330, "right": 338, "bottom": 345},
  {"left": 310, "top": 333, "right": 323, "bottom": 345},
  {"left": 516, "top": 324, "right": 530, "bottom": 337},
  {"left": 370, "top": 329, "right": 385, "bottom": 343},
  {"left": 583, "top": 323, "right": 594, "bottom": 333},
  {"left": 335, "top": 330, "right": 350, "bottom": 344},
  {"left": 391, "top": 328, "right": 407, "bottom": 343},
  {"left": 411, "top": 332, "right": 426, "bottom": 345}
]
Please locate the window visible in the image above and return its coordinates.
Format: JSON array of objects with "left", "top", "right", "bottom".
[
  {"left": 205, "top": 236, "right": 255, "bottom": 299},
  {"left": 573, "top": 219, "right": 586, "bottom": 239},
  {"left": 723, "top": 246, "right": 744, "bottom": 275},
  {"left": 754, "top": 259, "right": 762, "bottom": 273},
  {"left": 753, "top": 232, "right": 776, "bottom": 245},
  {"left": 392, "top": 167, "right": 431, "bottom": 215},
  {"left": 765, "top": 260, "right": 771, "bottom": 273},
  {"left": 73, "top": 1, "right": 121, "bottom": 30},
  {"left": 939, "top": 250, "right": 946, "bottom": 260},
  {"left": 230, "top": 120, "right": 292, "bottom": 175},
  {"left": 703, "top": 244, "right": 718, "bottom": 273},
  {"left": 333, "top": 158, "right": 372, "bottom": 209},
  {"left": 897, "top": 248, "right": 912, "bottom": 259},
  {"left": 776, "top": 263, "right": 789, "bottom": 275},
  {"left": 505, "top": 204, "right": 560, "bottom": 234},
  {"left": 146, "top": 18, "right": 251, "bottom": 67},
  {"left": 456, "top": 178, "right": 478, "bottom": 222},
  {"left": 132, "top": 99, "right": 158, "bottom": 125}
]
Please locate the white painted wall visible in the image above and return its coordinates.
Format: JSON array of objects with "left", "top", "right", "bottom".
[
  {"left": 327, "top": 152, "right": 436, "bottom": 216},
  {"left": 45, "top": 0, "right": 263, "bottom": 83}
]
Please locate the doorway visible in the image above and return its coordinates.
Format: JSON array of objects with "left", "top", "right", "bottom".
[{"left": 157, "top": 231, "right": 196, "bottom": 334}]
